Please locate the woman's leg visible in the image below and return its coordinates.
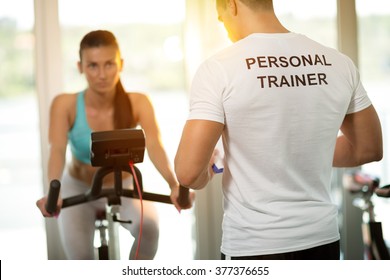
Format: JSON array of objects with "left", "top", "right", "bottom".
[
  {"left": 120, "top": 197, "right": 159, "bottom": 260},
  {"left": 57, "top": 172, "right": 98, "bottom": 259}
]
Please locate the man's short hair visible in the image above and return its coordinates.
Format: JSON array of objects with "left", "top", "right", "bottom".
[{"left": 217, "top": 0, "right": 273, "bottom": 10}]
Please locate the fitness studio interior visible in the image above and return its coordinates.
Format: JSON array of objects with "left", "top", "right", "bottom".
[{"left": 0, "top": 0, "right": 389, "bottom": 260}]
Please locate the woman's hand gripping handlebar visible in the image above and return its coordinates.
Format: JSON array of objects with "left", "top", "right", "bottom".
[
  {"left": 45, "top": 179, "right": 61, "bottom": 214},
  {"left": 170, "top": 185, "right": 195, "bottom": 213},
  {"left": 35, "top": 179, "right": 63, "bottom": 218},
  {"left": 178, "top": 186, "right": 190, "bottom": 207}
]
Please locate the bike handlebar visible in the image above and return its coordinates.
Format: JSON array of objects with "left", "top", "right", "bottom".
[
  {"left": 178, "top": 186, "right": 190, "bottom": 207},
  {"left": 45, "top": 179, "right": 61, "bottom": 214},
  {"left": 376, "top": 184, "right": 390, "bottom": 198},
  {"left": 45, "top": 165, "right": 191, "bottom": 212}
]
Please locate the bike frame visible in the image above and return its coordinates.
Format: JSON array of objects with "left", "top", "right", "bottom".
[
  {"left": 45, "top": 129, "right": 190, "bottom": 260},
  {"left": 59, "top": 164, "right": 172, "bottom": 260}
]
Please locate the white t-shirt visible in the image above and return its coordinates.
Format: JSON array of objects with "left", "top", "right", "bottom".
[{"left": 188, "top": 33, "right": 371, "bottom": 256}]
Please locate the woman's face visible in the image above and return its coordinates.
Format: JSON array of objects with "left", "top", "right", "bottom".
[{"left": 78, "top": 45, "right": 123, "bottom": 94}]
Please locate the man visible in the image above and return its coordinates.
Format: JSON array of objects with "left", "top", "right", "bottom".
[{"left": 174, "top": 0, "right": 383, "bottom": 260}]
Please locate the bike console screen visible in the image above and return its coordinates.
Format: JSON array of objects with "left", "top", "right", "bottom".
[{"left": 90, "top": 129, "right": 145, "bottom": 167}]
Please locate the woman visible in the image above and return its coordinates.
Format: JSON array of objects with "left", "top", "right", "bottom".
[{"left": 36, "top": 30, "right": 190, "bottom": 259}]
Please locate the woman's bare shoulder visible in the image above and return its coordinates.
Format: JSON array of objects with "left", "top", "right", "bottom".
[
  {"left": 128, "top": 91, "right": 152, "bottom": 106},
  {"left": 128, "top": 91, "right": 148, "bottom": 99},
  {"left": 49, "top": 93, "right": 79, "bottom": 124},
  {"left": 51, "top": 93, "right": 78, "bottom": 108},
  {"left": 53, "top": 92, "right": 77, "bottom": 102}
]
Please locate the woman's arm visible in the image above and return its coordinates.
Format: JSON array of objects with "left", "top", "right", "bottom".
[
  {"left": 36, "top": 94, "right": 73, "bottom": 217},
  {"left": 133, "top": 94, "right": 194, "bottom": 211},
  {"left": 48, "top": 95, "right": 72, "bottom": 181}
]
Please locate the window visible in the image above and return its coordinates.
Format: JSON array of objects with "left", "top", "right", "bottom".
[
  {"left": 275, "top": 0, "right": 337, "bottom": 48},
  {"left": 0, "top": 0, "right": 46, "bottom": 259},
  {"left": 357, "top": 0, "right": 390, "bottom": 243}
]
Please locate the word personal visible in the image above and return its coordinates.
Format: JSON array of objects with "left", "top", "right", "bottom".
[
  {"left": 245, "top": 54, "right": 333, "bottom": 89},
  {"left": 246, "top": 54, "right": 332, "bottom": 69}
]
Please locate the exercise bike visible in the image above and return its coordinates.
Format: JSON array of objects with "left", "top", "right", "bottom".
[
  {"left": 343, "top": 170, "right": 390, "bottom": 260},
  {"left": 45, "top": 128, "right": 189, "bottom": 260}
]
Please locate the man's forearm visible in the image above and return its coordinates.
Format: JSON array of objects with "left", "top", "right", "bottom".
[{"left": 333, "top": 135, "right": 382, "bottom": 167}]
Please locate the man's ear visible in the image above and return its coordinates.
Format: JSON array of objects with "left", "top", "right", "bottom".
[
  {"left": 77, "top": 61, "right": 83, "bottom": 74},
  {"left": 227, "top": 0, "right": 238, "bottom": 16}
]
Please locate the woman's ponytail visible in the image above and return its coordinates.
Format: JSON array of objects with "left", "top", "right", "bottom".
[{"left": 114, "top": 80, "right": 135, "bottom": 129}]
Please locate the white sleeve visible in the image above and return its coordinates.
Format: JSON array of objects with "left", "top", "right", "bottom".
[
  {"left": 188, "top": 59, "right": 226, "bottom": 124},
  {"left": 346, "top": 60, "right": 372, "bottom": 114}
]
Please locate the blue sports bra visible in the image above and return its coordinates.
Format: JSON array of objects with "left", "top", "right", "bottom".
[{"left": 68, "top": 91, "right": 92, "bottom": 164}]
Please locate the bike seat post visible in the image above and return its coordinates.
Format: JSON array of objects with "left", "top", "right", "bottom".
[
  {"left": 106, "top": 204, "right": 121, "bottom": 260},
  {"left": 106, "top": 166, "right": 123, "bottom": 260},
  {"left": 114, "top": 166, "right": 123, "bottom": 197}
]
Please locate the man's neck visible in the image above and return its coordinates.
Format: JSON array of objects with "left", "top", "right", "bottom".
[{"left": 242, "top": 12, "right": 289, "bottom": 36}]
